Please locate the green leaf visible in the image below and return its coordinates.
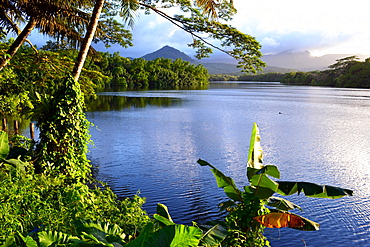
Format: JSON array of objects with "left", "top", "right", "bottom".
[
  {"left": 156, "top": 203, "right": 174, "bottom": 224},
  {"left": 250, "top": 186, "right": 276, "bottom": 199},
  {"left": 154, "top": 214, "right": 175, "bottom": 226},
  {"left": 247, "top": 123, "right": 263, "bottom": 171},
  {"left": 198, "top": 222, "right": 227, "bottom": 246},
  {"left": 276, "top": 181, "right": 354, "bottom": 199},
  {"left": 198, "top": 159, "right": 243, "bottom": 202},
  {"left": 2, "top": 159, "right": 27, "bottom": 173},
  {"left": 255, "top": 165, "right": 280, "bottom": 179},
  {"left": 125, "top": 223, "right": 154, "bottom": 247},
  {"left": 38, "top": 231, "right": 80, "bottom": 247},
  {"left": 75, "top": 219, "right": 125, "bottom": 245},
  {"left": 266, "top": 196, "right": 302, "bottom": 211},
  {"left": 2, "top": 236, "right": 16, "bottom": 247},
  {"left": 0, "top": 131, "right": 10, "bottom": 159},
  {"left": 17, "top": 233, "right": 38, "bottom": 247},
  {"left": 250, "top": 174, "right": 279, "bottom": 199},
  {"left": 146, "top": 225, "right": 202, "bottom": 247}
]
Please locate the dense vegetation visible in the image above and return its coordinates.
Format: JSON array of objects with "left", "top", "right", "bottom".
[
  {"left": 281, "top": 56, "right": 370, "bottom": 87},
  {"left": 0, "top": 39, "right": 209, "bottom": 116},
  {"left": 209, "top": 72, "right": 285, "bottom": 82},
  {"left": 238, "top": 72, "right": 284, "bottom": 82},
  {"left": 96, "top": 52, "right": 209, "bottom": 89}
]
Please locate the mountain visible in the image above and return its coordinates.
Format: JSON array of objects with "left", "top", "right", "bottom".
[{"left": 141, "top": 45, "right": 196, "bottom": 63}]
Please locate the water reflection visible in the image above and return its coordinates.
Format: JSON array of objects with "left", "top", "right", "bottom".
[
  {"left": 85, "top": 95, "right": 183, "bottom": 112},
  {"left": 0, "top": 116, "right": 35, "bottom": 139}
]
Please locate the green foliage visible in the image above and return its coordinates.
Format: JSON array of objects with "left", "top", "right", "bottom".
[
  {"left": 96, "top": 53, "right": 210, "bottom": 89},
  {"left": 198, "top": 159, "right": 269, "bottom": 247},
  {"left": 198, "top": 122, "right": 353, "bottom": 246},
  {"left": 29, "top": 76, "right": 91, "bottom": 178},
  {"left": 209, "top": 74, "right": 238, "bottom": 81},
  {"left": 125, "top": 203, "right": 210, "bottom": 247},
  {"left": 281, "top": 56, "right": 370, "bottom": 88},
  {"left": 0, "top": 40, "right": 108, "bottom": 115},
  {"left": 0, "top": 140, "right": 150, "bottom": 245},
  {"left": 238, "top": 73, "right": 285, "bottom": 82},
  {"left": 1, "top": 196, "right": 224, "bottom": 247}
]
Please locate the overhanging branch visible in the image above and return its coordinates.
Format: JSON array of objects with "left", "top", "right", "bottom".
[{"left": 138, "top": 2, "right": 232, "bottom": 58}]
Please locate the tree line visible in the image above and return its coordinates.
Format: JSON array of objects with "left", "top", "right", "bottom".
[
  {"left": 209, "top": 72, "right": 285, "bottom": 82},
  {"left": 280, "top": 56, "right": 370, "bottom": 88},
  {"left": 96, "top": 51, "right": 209, "bottom": 89}
]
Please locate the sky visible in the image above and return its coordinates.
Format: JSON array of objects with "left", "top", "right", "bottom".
[{"left": 28, "top": 0, "right": 370, "bottom": 59}]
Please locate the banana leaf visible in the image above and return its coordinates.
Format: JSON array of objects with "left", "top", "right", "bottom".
[
  {"left": 276, "top": 181, "right": 353, "bottom": 199},
  {"left": 265, "top": 196, "right": 302, "bottom": 211},
  {"left": 198, "top": 222, "right": 227, "bottom": 246},
  {"left": 198, "top": 159, "right": 243, "bottom": 202},
  {"left": 254, "top": 210, "right": 320, "bottom": 231},
  {"left": 247, "top": 123, "right": 263, "bottom": 172}
]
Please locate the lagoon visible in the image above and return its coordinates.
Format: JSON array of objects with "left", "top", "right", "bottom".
[{"left": 86, "top": 82, "right": 370, "bottom": 246}]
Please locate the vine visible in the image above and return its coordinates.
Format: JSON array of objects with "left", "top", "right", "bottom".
[{"left": 31, "top": 76, "right": 91, "bottom": 179}]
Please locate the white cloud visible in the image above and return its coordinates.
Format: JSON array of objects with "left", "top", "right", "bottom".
[
  {"left": 230, "top": 0, "right": 370, "bottom": 55},
  {"left": 27, "top": 0, "right": 370, "bottom": 57},
  {"left": 261, "top": 37, "right": 279, "bottom": 48}
]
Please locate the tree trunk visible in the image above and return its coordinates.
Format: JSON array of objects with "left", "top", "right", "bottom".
[
  {"left": 0, "top": 17, "right": 37, "bottom": 71},
  {"left": 72, "top": 0, "right": 105, "bottom": 81}
]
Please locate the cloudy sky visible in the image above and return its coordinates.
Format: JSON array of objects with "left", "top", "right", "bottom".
[{"left": 29, "top": 0, "right": 370, "bottom": 59}]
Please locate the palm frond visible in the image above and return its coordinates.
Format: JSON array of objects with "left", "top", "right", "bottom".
[
  {"left": 196, "top": 0, "right": 218, "bottom": 18},
  {"left": 195, "top": 0, "right": 234, "bottom": 19},
  {"left": 119, "top": 0, "right": 139, "bottom": 29}
]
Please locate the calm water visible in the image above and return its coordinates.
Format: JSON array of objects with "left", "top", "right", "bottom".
[{"left": 86, "top": 82, "right": 370, "bottom": 246}]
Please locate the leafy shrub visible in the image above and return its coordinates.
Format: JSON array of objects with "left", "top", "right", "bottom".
[{"left": 0, "top": 135, "right": 150, "bottom": 245}]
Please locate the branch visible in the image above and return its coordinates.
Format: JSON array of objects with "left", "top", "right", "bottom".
[{"left": 138, "top": 3, "right": 231, "bottom": 57}]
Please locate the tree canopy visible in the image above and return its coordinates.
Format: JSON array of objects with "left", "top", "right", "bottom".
[{"left": 0, "top": 0, "right": 265, "bottom": 73}]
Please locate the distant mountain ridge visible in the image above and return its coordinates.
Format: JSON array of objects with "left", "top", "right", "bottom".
[
  {"left": 140, "top": 45, "right": 293, "bottom": 75},
  {"left": 139, "top": 45, "right": 370, "bottom": 74},
  {"left": 262, "top": 50, "right": 369, "bottom": 71}
]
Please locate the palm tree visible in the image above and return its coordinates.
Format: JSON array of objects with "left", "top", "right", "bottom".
[
  {"left": 0, "top": 0, "right": 93, "bottom": 70},
  {"left": 72, "top": 0, "right": 105, "bottom": 81}
]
